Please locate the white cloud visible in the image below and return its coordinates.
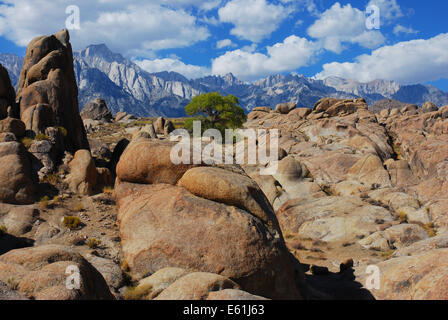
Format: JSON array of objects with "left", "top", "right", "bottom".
[
  {"left": 216, "top": 39, "right": 236, "bottom": 49},
  {"left": 367, "top": 0, "right": 403, "bottom": 24},
  {"left": 212, "top": 35, "right": 319, "bottom": 81},
  {"left": 218, "top": 0, "right": 292, "bottom": 42},
  {"left": 0, "top": 0, "right": 210, "bottom": 54},
  {"left": 307, "top": 2, "right": 385, "bottom": 53},
  {"left": 315, "top": 33, "right": 448, "bottom": 84},
  {"left": 393, "top": 24, "right": 418, "bottom": 35},
  {"left": 135, "top": 58, "right": 210, "bottom": 79}
]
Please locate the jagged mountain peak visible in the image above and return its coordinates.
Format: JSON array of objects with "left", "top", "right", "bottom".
[
  {"left": 1, "top": 44, "right": 448, "bottom": 117},
  {"left": 78, "top": 44, "right": 126, "bottom": 64}
]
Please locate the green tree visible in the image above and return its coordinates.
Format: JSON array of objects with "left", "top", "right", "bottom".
[{"left": 184, "top": 92, "right": 247, "bottom": 134}]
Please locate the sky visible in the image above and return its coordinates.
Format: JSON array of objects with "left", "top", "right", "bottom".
[{"left": 0, "top": 0, "right": 447, "bottom": 90}]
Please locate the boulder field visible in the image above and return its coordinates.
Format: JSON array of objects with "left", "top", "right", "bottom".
[{"left": 1, "top": 29, "right": 448, "bottom": 301}]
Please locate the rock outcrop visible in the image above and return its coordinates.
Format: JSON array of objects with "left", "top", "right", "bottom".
[
  {"left": 0, "top": 245, "right": 114, "bottom": 300},
  {"left": 245, "top": 97, "right": 448, "bottom": 300},
  {"left": 80, "top": 98, "right": 113, "bottom": 122},
  {"left": 0, "top": 64, "right": 17, "bottom": 119},
  {"left": 0, "top": 142, "right": 36, "bottom": 204},
  {"left": 114, "top": 137, "right": 303, "bottom": 300},
  {"left": 16, "top": 29, "right": 89, "bottom": 153},
  {"left": 66, "top": 149, "right": 97, "bottom": 195}
]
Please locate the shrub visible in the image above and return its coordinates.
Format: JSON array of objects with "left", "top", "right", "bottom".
[
  {"left": 423, "top": 223, "right": 437, "bottom": 238},
  {"left": 103, "top": 186, "right": 114, "bottom": 195},
  {"left": 7, "top": 278, "right": 18, "bottom": 290},
  {"left": 20, "top": 137, "right": 34, "bottom": 148},
  {"left": 35, "top": 133, "right": 51, "bottom": 141},
  {"left": 63, "top": 216, "right": 82, "bottom": 230},
  {"left": 87, "top": 238, "right": 102, "bottom": 249},
  {"left": 57, "top": 126, "right": 68, "bottom": 137},
  {"left": 398, "top": 211, "right": 408, "bottom": 224},
  {"left": 124, "top": 284, "right": 153, "bottom": 300},
  {"left": 40, "top": 196, "right": 50, "bottom": 208},
  {"left": 42, "top": 173, "right": 59, "bottom": 186},
  {"left": 121, "top": 260, "right": 130, "bottom": 272}
]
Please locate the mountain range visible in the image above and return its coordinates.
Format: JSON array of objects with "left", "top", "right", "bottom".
[{"left": 1, "top": 44, "right": 447, "bottom": 117}]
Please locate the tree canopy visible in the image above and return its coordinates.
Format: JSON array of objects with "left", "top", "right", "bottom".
[{"left": 184, "top": 92, "right": 247, "bottom": 134}]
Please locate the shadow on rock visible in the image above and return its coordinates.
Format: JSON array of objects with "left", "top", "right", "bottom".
[
  {"left": 288, "top": 254, "right": 375, "bottom": 300},
  {"left": 0, "top": 233, "right": 34, "bottom": 255}
]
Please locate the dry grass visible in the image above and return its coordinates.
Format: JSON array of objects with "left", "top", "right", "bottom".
[
  {"left": 40, "top": 196, "right": 50, "bottom": 209},
  {"left": 87, "top": 238, "right": 102, "bottom": 249},
  {"left": 380, "top": 249, "right": 395, "bottom": 259},
  {"left": 398, "top": 210, "right": 408, "bottom": 224},
  {"left": 63, "top": 216, "right": 82, "bottom": 230},
  {"left": 103, "top": 186, "right": 114, "bottom": 195},
  {"left": 20, "top": 137, "right": 34, "bottom": 148},
  {"left": 422, "top": 223, "right": 437, "bottom": 238},
  {"left": 57, "top": 126, "right": 68, "bottom": 137},
  {"left": 124, "top": 284, "right": 153, "bottom": 300},
  {"left": 35, "top": 133, "right": 51, "bottom": 141},
  {"left": 42, "top": 173, "right": 59, "bottom": 186}
]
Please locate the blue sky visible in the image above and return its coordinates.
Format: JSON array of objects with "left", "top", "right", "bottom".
[{"left": 0, "top": 0, "right": 447, "bottom": 90}]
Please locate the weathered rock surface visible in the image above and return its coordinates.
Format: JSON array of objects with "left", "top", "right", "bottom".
[
  {"left": 66, "top": 149, "right": 97, "bottom": 195},
  {"left": 116, "top": 139, "right": 195, "bottom": 185},
  {"left": 116, "top": 181, "right": 301, "bottom": 299},
  {"left": 16, "top": 29, "right": 89, "bottom": 153},
  {"left": 357, "top": 248, "right": 448, "bottom": 299},
  {"left": 0, "top": 142, "right": 36, "bottom": 204},
  {"left": 81, "top": 98, "right": 113, "bottom": 122},
  {"left": 0, "top": 117, "right": 26, "bottom": 138},
  {"left": 0, "top": 63, "right": 16, "bottom": 119},
  {"left": 0, "top": 245, "right": 114, "bottom": 300},
  {"left": 155, "top": 272, "right": 240, "bottom": 300}
]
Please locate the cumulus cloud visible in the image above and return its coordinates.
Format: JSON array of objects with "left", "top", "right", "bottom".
[
  {"left": 216, "top": 39, "right": 236, "bottom": 49},
  {"left": 393, "top": 24, "right": 418, "bottom": 35},
  {"left": 212, "top": 35, "right": 319, "bottom": 81},
  {"left": 135, "top": 58, "right": 210, "bottom": 79},
  {"left": 307, "top": 2, "right": 385, "bottom": 53},
  {"left": 367, "top": 0, "right": 403, "bottom": 24},
  {"left": 218, "top": 0, "right": 292, "bottom": 42},
  {"left": 315, "top": 33, "right": 448, "bottom": 84},
  {"left": 0, "top": 0, "right": 210, "bottom": 54}
]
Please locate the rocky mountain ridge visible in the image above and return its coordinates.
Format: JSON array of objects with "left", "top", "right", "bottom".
[{"left": 1, "top": 44, "right": 448, "bottom": 117}]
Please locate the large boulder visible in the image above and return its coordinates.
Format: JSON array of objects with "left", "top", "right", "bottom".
[
  {"left": 422, "top": 102, "right": 438, "bottom": 113},
  {"left": 178, "top": 167, "right": 282, "bottom": 233},
  {"left": 116, "top": 181, "right": 302, "bottom": 299},
  {"left": 155, "top": 272, "right": 240, "bottom": 300},
  {"left": 346, "top": 154, "right": 391, "bottom": 188},
  {"left": 0, "top": 142, "right": 35, "bottom": 204},
  {"left": 0, "top": 245, "right": 114, "bottom": 300},
  {"left": 357, "top": 248, "right": 448, "bottom": 299},
  {"left": 66, "top": 149, "right": 97, "bottom": 195},
  {"left": 116, "top": 139, "right": 195, "bottom": 185},
  {"left": 16, "top": 29, "right": 89, "bottom": 153},
  {"left": 313, "top": 98, "right": 367, "bottom": 117},
  {"left": 275, "top": 102, "right": 296, "bottom": 115},
  {"left": 20, "top": 103, "right": 53, "bottom": 134},
  {"left": 0, "top": 63, "right": 17, "bottom": 119},
  {"left": 0, "top": 117, "right": 26, "bottom": 138},
  {"left": 80, "top": 98, "right": 113, "bottom": 122}
]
